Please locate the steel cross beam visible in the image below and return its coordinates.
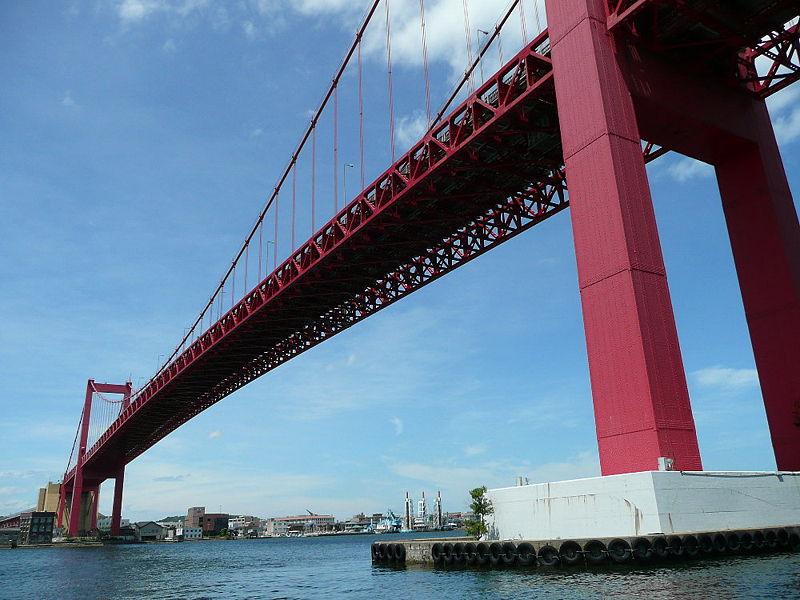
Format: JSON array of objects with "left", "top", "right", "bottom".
[
  {"left": 739, "top": 23, "right": 800, "bottom": 98},
  {"left": 605, "top": 0, "right": 800, "bottom": 98}
]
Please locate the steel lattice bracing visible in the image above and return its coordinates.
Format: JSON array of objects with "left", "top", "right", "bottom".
[{"left": 63, "top": 0, "right": 800, "bottom": 493}]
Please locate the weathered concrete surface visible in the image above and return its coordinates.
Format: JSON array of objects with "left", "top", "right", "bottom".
[{"left": 486, "top": 471, "right": 800, "bottom": 540}]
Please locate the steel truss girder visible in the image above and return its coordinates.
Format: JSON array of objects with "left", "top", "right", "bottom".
[
  {"left": 739, "top": 24, "right": 800, "bottom": 98},
  {"left": 70, "top": 31, "right": 560, "bottom": 474},
  {"left": 119, "top": 173, "right": 570, "bottom": 462}
]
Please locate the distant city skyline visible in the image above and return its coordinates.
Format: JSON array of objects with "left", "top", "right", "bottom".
[{"left": 1, "top": 1, "right": 799, "bottom": 523}]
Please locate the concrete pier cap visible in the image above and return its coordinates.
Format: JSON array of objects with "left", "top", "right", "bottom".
[{"left": 485, "top": 471, "right": 800, "bottom": 541}]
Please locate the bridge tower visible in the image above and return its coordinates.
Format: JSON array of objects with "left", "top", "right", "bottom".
[
  {"left": 58, "top": 379, "right": 132, "bottom": 536},
  {"left": 545, "top": 0, "right": 800, "bottom": 474}
]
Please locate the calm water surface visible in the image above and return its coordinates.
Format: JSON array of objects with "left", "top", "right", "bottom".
[{"left": 2, "top": 532, "right": 799, "bottom": 600}]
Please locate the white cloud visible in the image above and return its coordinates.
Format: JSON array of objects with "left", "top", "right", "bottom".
[
  {"left": 111, "top": 459, "right": 334, "bottom": 520},
  {"left": 767, "top": 84, "right": 800, "bottom": 113},
  {"left": 464, "top": 444, "right": 486, "bottom": 456},
  {"left": 208, "top": 430, "right": 222, "bottom": 439},
  {"left": 774, "top": 106, "right": 800, "bottom": 145},
  {"left": 390, "top": 416, "right": 403, "bottom": 435},
  {"left": 265, "top": 304, "right": 472, "bottom": 421},
  {"left": 692, "top": 366, "right": 759, "bottom": 391},
  {"left": 242, "top": 20, "right": 257, "bottom": 40},
  {"left": 118, "top": 0, "right": 160, "bottom": 23},
  {"left": 110, "top": 0, "right": 546, "bottom": 78},
  {"left": 396, "top": 110, "right": 428, "bottom": 150},
  {"left": 767, "top": 83, "right": 800, "bottom": 145},
  {"left": 61, "top": 91, "right": 77, "bottom": 107},
  {"left": 117, "top": 0, "right": 215, "bottom": 25},
  {"left": 162, "top": 38, "right": 177, "bottom": 53},
  {"left": 665, "top": 157, "right": 713, "bottom": 183},
  {"left": 390, "top": 452, "right": 599, "bottom": 503}
]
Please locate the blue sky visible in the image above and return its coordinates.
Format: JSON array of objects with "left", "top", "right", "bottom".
[{"left": 1, "top": 1, "right": 799, "bottom": 522}]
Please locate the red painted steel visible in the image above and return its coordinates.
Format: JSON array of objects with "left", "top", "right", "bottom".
[
  {"left": 740, "top": 23, "right": 800, "bottom": 98},
  {"left": 66, "top": 381, "right": 93, "bottom": 536},
  {"left": 605, "top": 0, "right": 800, "bottom": 98},
  {"left": 716, "top": 106, "right": 800, "bottom": 471},
  {"left": 62, "top": 380, "right": 131, "bottom": 536},
  {"left": 110, "top": 464, "right": 125, "bottom": 536},
  {"left": 64, "top": 32, "right": 562, "bottom": 488},
  {"left": 61, "top": 0, "right": 800, "bottom": 495},
  {"left": 605, "top": 5, "right": 800, "bottom": 470},
  {"left": 0, "top": 515, "right": 21, "bottom": 529},
  {"left": 546, "top": 0, "right": 702, "bottom": 475}
]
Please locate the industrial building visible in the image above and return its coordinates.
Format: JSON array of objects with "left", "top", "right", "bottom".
[
  {"left": 185, "top": 507, "right": 229, "bottom": 536},
  {"left": 19, "top": 512, "right": 55, "bottom": 545}
]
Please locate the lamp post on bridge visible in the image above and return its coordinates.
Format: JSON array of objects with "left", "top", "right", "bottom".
[{"left": 343, "top": 163, "right": 354, "bottom": 205}]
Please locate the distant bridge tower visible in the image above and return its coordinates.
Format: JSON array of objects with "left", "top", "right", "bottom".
[{"left": 58, "top": 379, "right": 132, "bottom": 537}]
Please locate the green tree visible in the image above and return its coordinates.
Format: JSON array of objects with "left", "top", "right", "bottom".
[{"left": 464, "top": 486, "right": 493, "bottom": 538}]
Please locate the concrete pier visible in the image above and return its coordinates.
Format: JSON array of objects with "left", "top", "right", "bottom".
[
  {"left": 486, "top": 471, "right": 800, "bottom": 540},
  {"left": 372, "top": 526, "right": 800, "bottom": 567}
]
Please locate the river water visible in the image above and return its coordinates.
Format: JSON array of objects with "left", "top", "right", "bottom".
[{"left": 2, "top": 532, "right": 799, "bottom": 600}]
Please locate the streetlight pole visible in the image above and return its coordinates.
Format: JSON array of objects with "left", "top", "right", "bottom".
[
  {"left": 476, "top": 29, "right": 489, "bottom": 83},
  {"left": 264, "top": 239, "right": 277, "bottom": 270},
  {"left": 343, "top": 163, "right": 355, "bottom": 205}
]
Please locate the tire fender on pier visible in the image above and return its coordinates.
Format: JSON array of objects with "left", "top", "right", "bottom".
[
  {"left": 538, "top": 544, "right": 560, "bottom": 567},
  {"left": 442, "top": 543, "right": 455, "bottom": 565},
  {"left": 608, "top": 539, "right": 632, "bottom": 564},
  {"left": 475, "top": 542, "right": 490, "bottom": 566},
  {"left": 516, "top": 542, "right": 536, "bottom": 567},
  {"left": 559, "top": 541, "right": 582, "bottom": 566},
  {"left": 431, "top": 543, "right": 444, "bottom": 565},
  {"left": 632, "top": 537, "right": 653, "bottom": 562},
  {"left": 394, "top": 544, "right": 406, "bottom": 562},
  {"left": 652, "top": 537, "right": 670, "bottom": 560},
  {"left": 489, "top": 542, "right": 503, "bottom": 567},
  {"left": 584, "top": 540, "right": 608, "bottom": 565},
  {"left": 681, "top": 535, "right": 700, "bottom": 559},
  {"left": 501, "top": 542, "right": 517, "bottom": 566}
]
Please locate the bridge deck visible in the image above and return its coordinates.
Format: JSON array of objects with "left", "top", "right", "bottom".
[{"left": 66, "top": 0, "right": 799, "bottom": 484}]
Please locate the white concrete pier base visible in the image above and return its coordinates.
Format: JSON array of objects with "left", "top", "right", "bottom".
[{"left": 485, "top": 471, "right": 800, "bottom": 541}]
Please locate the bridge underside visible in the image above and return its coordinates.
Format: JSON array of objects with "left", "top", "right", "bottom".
[{"left": 63, "top": 0, "right": 800, "bottom": 504}]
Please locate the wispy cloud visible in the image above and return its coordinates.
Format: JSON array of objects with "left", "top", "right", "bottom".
[
  {"left": 250, "top": 128, "right": 263, "bottom": 137},
  {"left": 208, "top": 430, "right": 222, "bottom": 439},
  {"left": 389, "top": 452, "right": 599, "bottom": 503},
  {"left": 242, "top": 20, "right": 257, "bottom": 41},
  {"left": 117, "top": 0, "right": 160, "bottom": 23},
  {"left": 390, "top": 416, "right": 403, "bottom": 435},
  {"left": 396, "top": 110, "right": 428, "bottom": 150},
  {"left": 464, "top": 444, "right": 486, "bottom": 456},
  {"left": 113, "top": 459, "right": 334, "bottom": 520},
  {"left": 664, "top": 157, "right": 713, "bottom": 183},
  {"left": 61, "top": 91, "right": 77, "bottom": 108},
  {"left": 692, "top": 366, "right": 759, "bottom": 391},
  {"left": 767, "top": 84, "right": 800, "bottom": 145},
  {"left": 153, "top": 474, "right": 188, "bottom": 482}
]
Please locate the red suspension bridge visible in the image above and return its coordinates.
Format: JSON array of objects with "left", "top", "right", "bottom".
[{"left": 58, "top": 0, "right": 800, "bottom": 536}]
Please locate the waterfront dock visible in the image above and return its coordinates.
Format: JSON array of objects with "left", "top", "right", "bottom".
[{"left": 372, "top": 525, "right": 800, "bottom": 568}]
